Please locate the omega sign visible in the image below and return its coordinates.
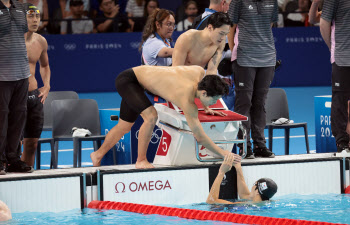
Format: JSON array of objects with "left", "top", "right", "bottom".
[{"left": 115, "top": 180, "right": 172, "bottom": 193}]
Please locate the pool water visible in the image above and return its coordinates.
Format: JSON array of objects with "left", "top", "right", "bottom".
[{"left": 4, "top": 194, "right": 350, "bottom": 225}]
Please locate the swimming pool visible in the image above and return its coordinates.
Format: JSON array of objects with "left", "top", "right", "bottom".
[{"left": 6, "top": 194, "right": 350, "bottom": 225}]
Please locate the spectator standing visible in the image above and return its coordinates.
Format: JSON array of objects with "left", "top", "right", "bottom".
[
  {"left": 0, "top": 0, "right": 33, "bottom": 175},
  {"left": 125, "top": 0, "right": 145, "bottom": 31},
  {"left": 19, "top": 0, "right": 49, "bottom": 33},
  {"left": 60, "top": 0, "right": 93, "bottom": 34},
  {"left": 176, "top": 1, "right": 198, "bottom": 32},
  {"left": 94, "top": 0, "right": 130, "bottom": 33},
  {"left": 227, "top": 0, "right": 278, "bottom": 158},
  {"left": 320, "top": 0, "right": 350, "bottom": 152}
]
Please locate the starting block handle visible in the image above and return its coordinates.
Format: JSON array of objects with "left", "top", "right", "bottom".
[
  {"left": 239, "top": 123, "right": 247, "bottom": 159},
  {"left": 195, "top": 122, "right": 247, "bottom": 162}
]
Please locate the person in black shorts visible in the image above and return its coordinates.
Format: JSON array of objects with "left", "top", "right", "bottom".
[
  {"left": 320, "top": 0, "right": 350, "bottom": 152},
  {"left": 20, "top": 3, "right": 51, "bottom": 168},
  {"left": 0, "top": 0, "right": 32, "bottom": 175},
  {"left": 90, "top": 65, "right": 242, "bottom": 169}
]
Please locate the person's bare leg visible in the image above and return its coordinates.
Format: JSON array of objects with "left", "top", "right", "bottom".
[
  {"left": 21, "top": 138, "right": 39, "bottom": 167},
  {"left": 90, "top": 119, "right": 133, "bottom": 166},
  {"left": 135, "top": 106, "right": 158, "bottom": 169}
]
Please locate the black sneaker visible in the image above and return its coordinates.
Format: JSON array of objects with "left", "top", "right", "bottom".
[
  {"left": 7, "top": 160, "right": 34, "bottom": 173},
  {"left": 0, "top": 162, "right": 6, "bottom": 175},
  {"left": 337, "top": 143, "right": 350, "bottom": 153},
  {"left": 254, "top": 147, "right": 275, "bottom": 158},
  {"left": 239, "top": 146, "right": 255, "bottom": 159}
]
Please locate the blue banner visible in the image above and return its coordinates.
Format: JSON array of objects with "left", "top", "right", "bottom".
[{"left": 37, "top": 27, "right": 331, "bottom": 93}]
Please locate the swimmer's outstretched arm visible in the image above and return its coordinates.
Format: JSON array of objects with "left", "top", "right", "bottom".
[
  {"left": 183, "top": 103, "right": 241, "bottom": 159},
  {"left": 207, "top": 155, "right": 243, "bottom": 204},
  {"left": 233, "top": 163, "right": 251, "bottom": 199},
  {"left": 0, "top": 200, "right": 11, "bottom": 222}
]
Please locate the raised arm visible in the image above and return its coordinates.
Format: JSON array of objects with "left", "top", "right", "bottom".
[
  {"left": 309, "top": 0, "right": 322, "bottom": 24},
  {"left": 206, "top": 42, "right": 225, "bottom": 75},
  {"left": 97, "top": 5, "right": 120, "bottom": 33},
  {"left": 172, "top": 33, "right": 191, "bottom": 66},
  {"left": 233, "top": 163, "right": 251, "bottom": 199},
  {"left": 38, "top": 37, "right": 51, "bottom": 104},
  {"left": 207, "top": 155, "right": 241, "bottom": 204}
]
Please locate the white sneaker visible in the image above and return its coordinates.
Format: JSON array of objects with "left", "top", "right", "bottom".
[{"left": 72, "top": 127, "right": 92, "bottom": 137}]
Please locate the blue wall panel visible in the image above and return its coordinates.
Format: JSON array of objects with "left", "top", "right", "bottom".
[{"left": 36, "top": 27, "right": 331, "bottom": 92}]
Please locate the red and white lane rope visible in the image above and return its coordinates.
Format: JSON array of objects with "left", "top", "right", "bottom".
[{"left": 88, "top": 201, "right": 346, "bottom": 225}]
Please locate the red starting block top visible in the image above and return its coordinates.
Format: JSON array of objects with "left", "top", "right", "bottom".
[
  {"left": 183, "top": 110, "right": 248, "bottom": 122},
  {"left": 157, "top": 103, "right": 248, "bottom": 122}
]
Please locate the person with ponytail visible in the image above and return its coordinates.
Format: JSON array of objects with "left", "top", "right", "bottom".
[
  {"left": 139, "top": 8, "right": 175, "bottom": 103},
  {"left": 140, "top": 8, "right": 175, "bottom": 67}
]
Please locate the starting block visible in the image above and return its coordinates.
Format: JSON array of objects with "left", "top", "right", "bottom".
[{"left": 153, "top": 99, "right": 248, "bottom": 166}]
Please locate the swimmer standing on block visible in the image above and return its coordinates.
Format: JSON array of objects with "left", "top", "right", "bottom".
[{"left": 91, "top": 66, "right": 242, "bottom": 168}]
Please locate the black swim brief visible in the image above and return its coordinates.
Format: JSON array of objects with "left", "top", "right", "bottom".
[
  {"left": 115, "top": 69, "right": 153, "bottom": 123},
  {"left": 23, "top": 89, "right": 44, "bottom": 138}
]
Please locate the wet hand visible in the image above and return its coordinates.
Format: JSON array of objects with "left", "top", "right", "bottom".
[
  {"left": 204, "top": 108, "right": 227, "bottom": 117},
  {"left": 219, "top": 154, "right": 235, "bottom": 173}
]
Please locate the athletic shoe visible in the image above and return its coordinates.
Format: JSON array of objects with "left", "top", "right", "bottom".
[
  {"left": 337, "top": 143, "right": 350, "bottom": 153},
  {"left": 0, "top": 162, "right": 6, "bottom": 175},
  {"left": 239, "top": 146, "right": 255, "bottom": 159},
  {"left": 72, "top": 127, "right": 92, "bottom": 137},
  {"left": 7, "top": 160, "right": 34, "bottom": 173},
  {"left": 254, "top": 147, "right": 275, "bottom": 158}
]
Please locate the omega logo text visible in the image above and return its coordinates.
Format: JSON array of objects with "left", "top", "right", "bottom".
[{"left": 115, "top": 180, "right": 172, "bottom": 193}]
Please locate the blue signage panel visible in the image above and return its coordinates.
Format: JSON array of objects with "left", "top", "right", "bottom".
[
  {"left": 314, "top": 96, "right": 336, "bottom": 153},
  {"left": 36, "top": 27, "right": 331, "bottom": 93},
  {"left": 99, "top": 109, "right": 132, "bottom": 165}
]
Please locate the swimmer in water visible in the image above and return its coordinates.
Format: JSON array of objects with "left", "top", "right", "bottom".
[{"left": 207, "top": 154, "right": 277, "bottom": 204}]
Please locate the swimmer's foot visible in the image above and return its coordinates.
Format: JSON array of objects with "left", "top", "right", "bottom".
[
  {"left": 135, "top": 159, "right": 154, "bottom": 169},
  {"left": 90, "top": 152, "right": 101, "bottom": 167}
]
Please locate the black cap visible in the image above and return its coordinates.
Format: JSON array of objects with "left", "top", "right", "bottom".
[
  {"left": 23, "top": 3, "right": 40, "bottom": 13},
  {"left": 70, "top": 0, "right": 84, "bottom": 6},
  {"left": 256, "top": 178, "right": 278, "bottom": 201}
]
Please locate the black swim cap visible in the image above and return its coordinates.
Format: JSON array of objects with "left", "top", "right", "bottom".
[{"left": 256, "top": 178, "right": 278, "bottom": 201}]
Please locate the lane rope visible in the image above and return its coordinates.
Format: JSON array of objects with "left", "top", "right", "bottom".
[{"left": 88, "top": 201, "right": 346, "bottom": 225}]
